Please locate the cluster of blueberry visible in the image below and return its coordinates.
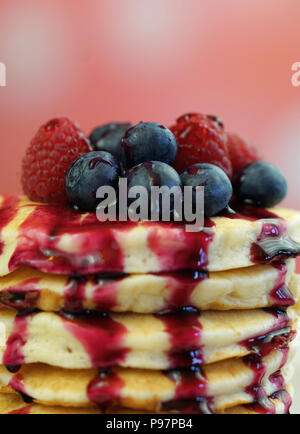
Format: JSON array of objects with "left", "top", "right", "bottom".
[{"left": 66, "top": 121, "right": 287, "bottom": 217}]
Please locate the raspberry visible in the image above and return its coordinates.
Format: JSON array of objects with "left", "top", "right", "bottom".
[
  {"left": 226, "top": 132, "right": 260, "bottom": 176},
  {"left": 170, "top": 113, "right": 232, "bottom": 178},
  {"left": 22, "top": 117, "right": 91, "bottom": 204}
]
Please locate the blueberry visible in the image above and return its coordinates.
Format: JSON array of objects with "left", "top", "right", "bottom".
[
  {"left": 66, "top": 151, "right": 121, "bottom": 211},
  {"left": 89, "top": 122, "right": 131, "bottom": 167},
  {"left": 236, "top": 161, "right": 287, "bottom": 207},
  {"left": 126, "top": 161, "right": 182, "bottom": 218},
  {"left": 121, "top": 122, "right": 178, "bottom": 168},
  {"left": 180, "top": 163, "right": 233, "bottom": 217}
]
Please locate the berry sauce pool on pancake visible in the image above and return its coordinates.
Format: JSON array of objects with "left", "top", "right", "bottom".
[{"left": 59, "top": 311, "right": 129, "bottom": 368}]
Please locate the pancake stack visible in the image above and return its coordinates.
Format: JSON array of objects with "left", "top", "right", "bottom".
[{"left": 0, "top": 195, "right": 300, "bottom": 414}]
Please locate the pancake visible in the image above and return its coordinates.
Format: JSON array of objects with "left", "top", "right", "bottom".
[
  {"left": 0, "top": 262, "right": 297, "bottom": 313},
  {"left": 0, "top": 307, "right": 297, "bottom": 370},
  {"left": 0, "top": 388, "right": 292, "bottom": 414},
  {"left": 0, "top": 348, "right": 293, "bottom": 413},
  {"left": 1, "top": 196, "right": 300, "bottom": 276}
]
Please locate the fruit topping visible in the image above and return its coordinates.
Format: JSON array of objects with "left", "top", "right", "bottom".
[
  {"left": 21, "top": 113, "right": 289, "bottom": 217},
  {"left": 235, "top": 161, "right": 288, "bottom": 208},
  {"left": 170, "top": 113, "right": 232, "bottom": 178},
  {"left": 89, "top": 122, "right": 131, "bottom": 167},
  {"left": 126, "top": 161, "right": 182, "bottom": 218},
  {"left": 180, "top": 163, "right": 233, "bottom": 217},
  {"left": 66, "top": 151, "right": 121, "bottom": 211},
  {"left": 22, "top": 117, "right": 91, "bottom": 205},
  {"left": 227, "top": 132, "right": 260, "bottom": 175},
  {"left": 121, "top": 122, "right": 178, "bottom": 168}
]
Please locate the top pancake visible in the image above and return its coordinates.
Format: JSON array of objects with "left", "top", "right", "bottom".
[{"left": 0, "top": 196, "right": 300, "bottom": 275}]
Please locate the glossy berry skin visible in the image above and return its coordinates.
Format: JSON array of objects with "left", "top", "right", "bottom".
[
  {"left": 236, "top": 161, "right": 287, "bottom": 208},
  {"left": 227, "top": 132, "right": 260, "bottom": 176},
  {"left": 121, "top": 122, "right": 178, "bottom": 168},
  {"left": 89, "top": 122, "right": 131, "bottom": 167},
  {"left": 66, "top": 151, "right": 121, "bottom": 211},
  {"left": 170, "top": 113, "right": 232, "bottom": 178},
  {"left": 126, "top": 161, "right": 182, "bottom": 217},
  {"left": 22, "top": 117, "right": 91, "bottom": 204},
  {"left": 180, "top": 163, "right": 233, "bottom": 217}
]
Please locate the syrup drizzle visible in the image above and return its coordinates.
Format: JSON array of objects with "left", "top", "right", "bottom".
[
  {"left": 221, "top": 204, "right": 300, "bottom": 265},
  {"left": 0, "top": 278, "right": 40, "bottom": 312},
  {"left": 63, "top": 275, "right": 120, "bottom": 313},
  {"left": 8, "top": 373, "right": 33, "bottom": 404},
  {"left": 63, "top": 276, "right": 87, "bottom": 312},
  {"left": 87, "top": 368, "right": 124, "bottom": 411},
  {"left": 147, "top": 219, "right": 215, "bottom": 271},
  {"left": 238, "top": 309, "right": 294, "bottom": 357},
  {"left": 3, "top": 313, "right": 31, "bottom": 372},
  {"left": 251, "top": 219, "right": 300, "bottom": 264},
  {"left": 271, "top": 389, "right": 292, "bottom": 414},
  {"left": 269, "top": 263, "right": 295, "bottom": 307},
  {"left": 92, "top": 275, "right": 120, "bottom": 311},
  {"left": 268, "top": 347, "right": 289, "bottom": 391},
  {"left": 8, "top": 203, "right": 131, "bottom": 275},
  {"left": 166, "top": 366, "right": 208, "bottom": 400},
  {"left": 246, "top": 389, "right": 292, "bottom": 415},
  {"left": 164, "top": 271, "right": 208, "bottom": 312},
  {"left": 157, "top": 311, "right": 204, "bottom": 368},
  {"left": 59, "top": 311, "right": 129, "bottom": 368}
]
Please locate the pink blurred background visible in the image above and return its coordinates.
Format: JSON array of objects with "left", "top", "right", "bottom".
[{"left": 0, "top": 0, "right": 299, "bottom": 207}]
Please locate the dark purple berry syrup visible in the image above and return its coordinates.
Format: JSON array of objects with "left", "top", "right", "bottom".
[
  {"left": 157, "top": 311, "right": 203, "bottom": 368},
  {"left": 3, "top": 314, "right": 32, "bottom": 372},
  {"left": 59, "top": 311, "right": 129, "bottom": 368},
  {"left": 0, "top": 278, "right": 40, "bottom": 312},
  {"left": 269, "top": 263, "right": 295, "bottom": 307},
  {"left": 238, "top": 309, "right": 294, "bottom": 357},
  {"left": 8, "top": 203, "right": 132, "bottom": 275},
  {"left": 87, "top": 369, "right": 124, "bottom": 411},
  {"left": 147, "top": 219, "right": 215, "bottom": 272},
  {"left": 163, "top": 271, "right": 208, "bottom": 312}
]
